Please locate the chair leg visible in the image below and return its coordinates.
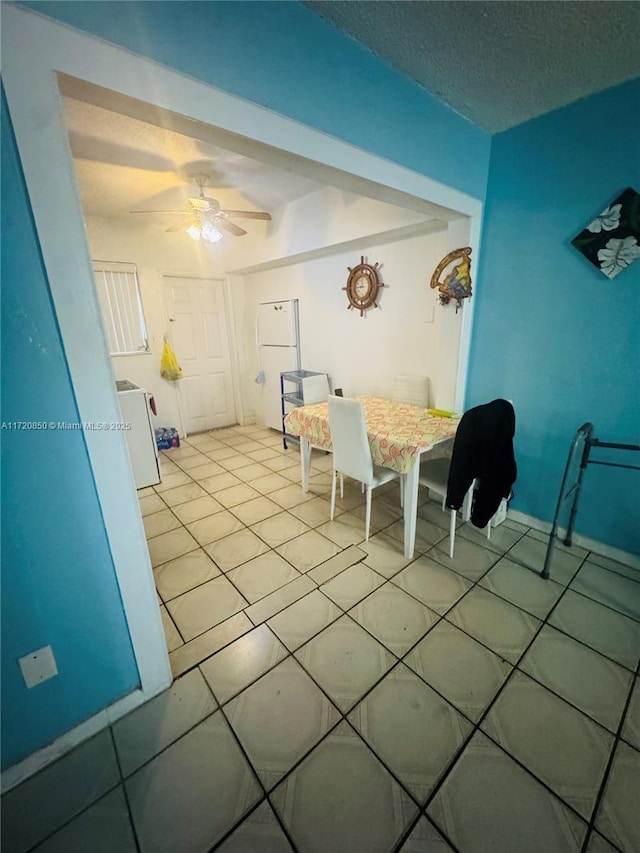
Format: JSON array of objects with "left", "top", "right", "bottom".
[
  {"left": 340, "top": 473, "right": 344, "bottom": 499},
  {"left": 449, "top": 508, "right": 456, "bottom": 558},
  {"left": 330, "top": 470, "right": 337, "bottom": 521},
  {"left": 486, "top": 521, "right": 491, "bottom": 542},
  {"left": 399, "top": 477, "right": 404, "bottom": 509},
  {"left": 462, "top": 485, "right": 473, "bottom": 522},
  {"left": 365, "top": 485, "right": 372, "bottom": 541}
]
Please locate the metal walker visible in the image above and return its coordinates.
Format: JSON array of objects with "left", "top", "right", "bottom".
[{"left": 541, "top": 424, "right": 640, "bottom": 579}]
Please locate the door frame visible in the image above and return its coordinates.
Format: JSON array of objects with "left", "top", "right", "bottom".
[
  {"left": 1, "top": 3, "right": 482, "bottom": 785},
  {"left": 160, "top": 271, "right": 243, "bottom": 436}
]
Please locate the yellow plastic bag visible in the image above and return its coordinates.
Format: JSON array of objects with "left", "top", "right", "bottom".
[{"left": 160, "top": 338, "right": 182, "bottom": 381}]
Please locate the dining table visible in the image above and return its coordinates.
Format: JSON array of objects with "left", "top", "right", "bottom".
[{"left": 283, "top": 395, "right": 459, "bottom": 559}]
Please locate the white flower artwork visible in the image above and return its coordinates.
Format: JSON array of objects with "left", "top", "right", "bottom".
[
  {"left": 587, "top": 203, "right": 622, "bottom": 233},
  {"left": 571, "top": 187, "right": 640, "bottom": 279},
  {"left": 597, "top": 236, "right": 640, "bottom": 279}
]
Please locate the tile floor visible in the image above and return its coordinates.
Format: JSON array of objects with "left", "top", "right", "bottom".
[{"left": 3, "top": 423, "right": 640, "bottom": 853}]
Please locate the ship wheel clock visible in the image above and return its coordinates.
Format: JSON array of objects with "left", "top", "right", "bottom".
[{"left": 343, "top": 256, "right": 384, "bottom": 317}]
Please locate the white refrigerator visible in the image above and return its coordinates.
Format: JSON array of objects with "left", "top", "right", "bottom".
[
  {"left": 256, "top": 299, "right": 301, "bottom": 431},
  {"left": 116, "top": 380, "right": 161, "bottom": 488}
]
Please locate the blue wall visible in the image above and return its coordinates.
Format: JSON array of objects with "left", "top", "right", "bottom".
[
  {"left": 1, "top": 91, "right": 140, "bottom": 770},
  {"left": 467, "top": 79, "right": 640, "bottom": 554},
  {"left": 20, "top": 0, "right": 490, "bottom": 200}
]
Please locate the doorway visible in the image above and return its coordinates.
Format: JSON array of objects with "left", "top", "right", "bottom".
[
  {"left": 163, "top": 275, "right": 237, "bottom": 433},
  {"left": 1, "top": 2, "right": 483, "bottom": 777}
]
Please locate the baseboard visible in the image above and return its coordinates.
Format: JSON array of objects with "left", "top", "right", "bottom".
[
  {"left": 1, "top": 681, "right": 166, "bottom": 794},
  {"left": 507, "top": 509, "right": 640, "bottom": 572}
]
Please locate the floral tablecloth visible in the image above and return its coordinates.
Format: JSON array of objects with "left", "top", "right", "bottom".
[{"left": 284, "top": 396, "right": 458, "bottom": 475}]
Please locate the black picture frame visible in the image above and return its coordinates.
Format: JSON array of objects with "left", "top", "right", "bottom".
[{"left": 571, "top": 187, "right": 640, "bottom": 279}]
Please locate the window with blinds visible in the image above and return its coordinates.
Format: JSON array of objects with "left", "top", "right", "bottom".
[{"left": 92, "top": 261, "right": 150, "bottom": 356}]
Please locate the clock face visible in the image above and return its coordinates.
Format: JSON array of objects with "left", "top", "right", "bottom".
[
  {"left": 343, "top": 258, "right": 384, "bottom": 316},
  {"left": 355, "top": 275, "right": 370, "bottom": 299}
]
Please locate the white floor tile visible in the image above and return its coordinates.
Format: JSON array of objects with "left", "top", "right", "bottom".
[
  {"left": 446, "top": 586, "right": 541, "bottom": 663},
  {"left": 548, "top": 588, "right": 640, "bottom": 670},
  {"left": 249, "top": 511, "right": 311, "bottom": 547},
  {"left": 482, "top": 671, "right": 613, "bottom": 818},
  {"left": 519, "top": 625, "right": 633, "bottom": 732},
  {"left": 294, "top": 616, "right": 395, "bottom": 712},
  {"left": 167, "top": 575, "right": 248, "bottom": 641},
  {"left": 621, "top": 676, "right": 640, "bottom": 749},
  {"left": 147, "top": 527, "right": 199, "bottom": 567},
  {"left": 350, "top": 583, "right": 439, "bottom": 656},
  {"left": 1, "top": 731, "right": 120, "bottom": 853},
  {"left": 479, "top": 557, "right": 565, "bottom": 619},
  {"left": 157, "top": 481, "right": 207, "bottom": 507},
  {"left": 360, "top": 532, "right": 413, "bottom": 579},
  {"left": 396, "top": 816, "right": 454, "bottom": 852},
  {"left": 126, "top": 712, "right": 261, "bottom": 853},
  {"left": 205, "top": 529, "right": 270, "bottom": 572},
  {"left": 159, "top": 605, "right": 183, "bottom": 651},
  {"left": 226, "top": 552, "right": 301, "bottom": 604},
  {"left": 320, "top": 562, "right": 386, "bottom": 610},
  {"left": 570, "top": 561, "right": 640, "bottom": 621},
  {"left": 594, "top": 740, "right": 640, "bottom": 852},
  {"left": 113, "top": 669, "right": 216, "bottom": 777},
  {"left": 427, "top": 536, "right": 499, "bottom": 581},
  {"left": 154, "top": 549, "right": 221, "bottom": 602},
  {"left": 270, "top": 721, "right": 417, "bottom": 853},
  {"left": 225, "top": 657, "right": 340, "bottom": 789},
  {"left": 139, "top": 493, "right": 167, "bottom": 517},
  {"left": 392, "top": 556, "right": 472, "bottom": 615},
  {"left": 244, "top": 575, "right": 316, "bottom": 626},
  {"left": 276, "top": 528, "right": 342, "bottom": 573},
  {"left": 267, "top": 590, "right": 342, "bottom": 651},
  {"left": 349, "top": 663, "right": 472, "bottom": 802},
  {"left": 508, "top": 534, "right": 584, "bottom": 585},
  {"left": 31, "top": 787, "right": 136, "bottom": 853},
  {"left": 231, "top": 496, "right": 282, "bottom": 526},
  {"left": 171, "top": 495, "right": 223, "bottom": 524},
  {"left": 216, "top": 800, "right": 293, "bottom": 852},
  {"left": 405, "top": 620, "right": 512, "bottom": 722},
  {"left": 199, "top": 624, "right": 288, "bottom": 704},
  {"left": 428, "top": 731, "right": 586, "bottom": 852},
  {"left": 169, "top": 612, "right": 253, "bottom": 679}
]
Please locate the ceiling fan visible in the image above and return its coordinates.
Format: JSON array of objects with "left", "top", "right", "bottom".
[{"left": 130, "top": 174, "right": 272, "bottom": 242}]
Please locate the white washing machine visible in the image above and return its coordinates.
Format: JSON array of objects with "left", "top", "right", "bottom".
[{"left": 116, "top": 380, "right": 161, "bottom": 489}]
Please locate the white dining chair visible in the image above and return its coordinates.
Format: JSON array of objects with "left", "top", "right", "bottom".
[
  {"left": 392, "top": 375, "right": 430, "bottom": 407},
  {"left": 419, "top": 456, "right": 490, "bottom": 558},
  {"left": 301, "top": 373, "right": 330, "bottom": 404},
  {"left": 328, "top": 395, "right": 403, "bottom": 541}
]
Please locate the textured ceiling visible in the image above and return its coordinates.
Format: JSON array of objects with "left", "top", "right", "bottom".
[
  {"left": 63, "top": 97, "right": 325, "bottom": 218},
  {"left": 305, "top": 1, "right": 640, "bottom": 132}
]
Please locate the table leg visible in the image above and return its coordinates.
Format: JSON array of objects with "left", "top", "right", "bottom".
[
  {"left": 300, "top": 437, "right": 311, "bottom": 492},
  {"left": 403, "top": 460, "right": 420, "bottom": 559}
]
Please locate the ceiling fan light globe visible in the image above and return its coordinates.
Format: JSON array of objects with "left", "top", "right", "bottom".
[
  {"left": 186, "top": 224, "right": 201, "bottom": 241},
  {"left": 201, "top": 221, "right": 223, "bottom": 243}
]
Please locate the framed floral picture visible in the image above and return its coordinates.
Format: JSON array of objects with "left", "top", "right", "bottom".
[{"left": 571, "top": 187, "right": 640, "bottom": 279}]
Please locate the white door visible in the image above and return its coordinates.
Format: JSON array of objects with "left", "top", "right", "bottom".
[{"left": 163, "top": 275, "right": 237, "bottom": 434}]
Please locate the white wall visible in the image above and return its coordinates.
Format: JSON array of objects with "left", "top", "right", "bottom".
[
  {"left": 224, "top": 186, "right": 438, "bottom": 272},
  {"left": 86, "top": 190, "right": 466, "bottom": 436},
  {"left": 241, "top": 226, "right": 464, "bottom": 422},
  {"left": 85, "top": 216, "right": 233, "bottom": 433}
]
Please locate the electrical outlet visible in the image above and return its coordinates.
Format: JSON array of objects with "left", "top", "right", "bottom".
[
  {"left": 425, "top": 306, "right": 435, "bottom": 324},
  {"left": 19, "top": 646, "right": 58, "bottom": 688}
]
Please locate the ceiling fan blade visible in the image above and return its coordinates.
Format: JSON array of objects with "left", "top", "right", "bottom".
[
  {"left": 216, "top": 218, "right": 247, "bottom": 237},
  {"left": 166, "top": 218, "right": 197, "bottom": 233},
  {"left": 220, "top": 210, "right": 272, "bottom": 221}
]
